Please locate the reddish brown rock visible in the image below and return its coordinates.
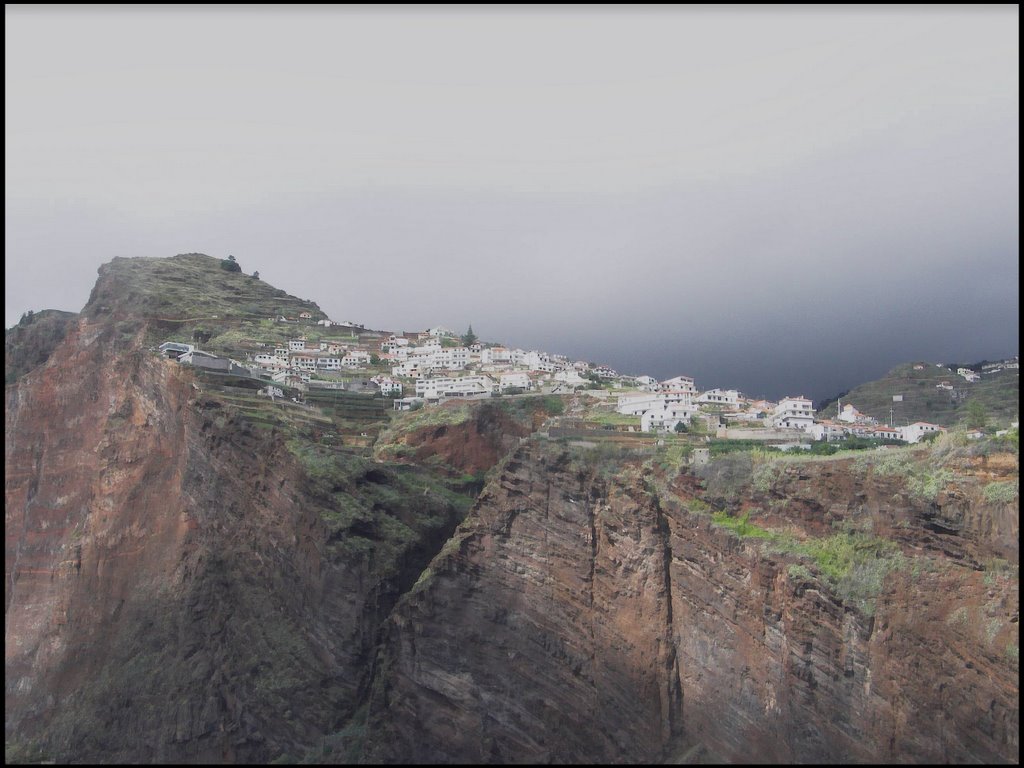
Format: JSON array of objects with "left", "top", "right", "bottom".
[
  {"left": 5, "top": 317, "right": 472, "bottom": 763},
  {"left": 362, "top": 442, "right": 1019, "bottom": 763}
]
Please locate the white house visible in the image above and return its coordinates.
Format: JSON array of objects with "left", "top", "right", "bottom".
[
  {"left": 158, "top": 341, "right": 194, "bottom": 359},
  {"left": 415, "top": 375, "right": 495, "bottom": 399},
  {"left": 291, "top": 354, "right": 317, "bottom": 372},
  {"left": 696, "top": 388, "right": 740, "bottom": 407},
  {"left": 371, "top": 375, "right": 403, "bottom": 396},
  {"left": 380, "top": 338, "right": 410, "bottom": 353},
  {"left": 522, "top": 351, "right": 556, "bottom": 373},
  {"left": 288, "top": 339, "right": 307, "bottom": 352},
  {"left": 393, "top": 396, "right": 424, "bottom": 411},
  {"left": 898, "top": 422, "right": 945, "bottom": 444},
  {"left": 641, "top": 405, "right": 694, "bottom": 433},
  {"left": 253, "top": 353, "right": 287, "bottom": 370},
  {"left": 633, "top": 375, "right": 660, "bottom": 392},
  {"left": 837, "top": 403, "right": 874, "bottom": 424},
  {"left": 392, "top": 360, "right": 433, "bottom": 378},
  {"left": 808, "top": 421, "right": 844, "bottom": 441},
  {"left": 342, "top": 351, "right": 371, "bottom": 368},
  {"left": 957, "top": 367, "right": 980, "bottom": 383},
  {"left": 773, "top": 396, "right": 815, "bottom": 431},
  {"left": 870, "top": 425, "right": 903, "bottom": 442},
  {"left": 617, "top": 391, "right": 696, "bottom": 417},
  {"left": 553, "top": 369, "right": 588, "bottom": 388},
  {"left": 660, "top": 375, "right": 697, "bottom": 393},
  {"left": 498, "top": 372, "right": 532, "bottom": 392},
  {"left": 481, "top": 346, "right": 512, "bottom": 365},
  {"left": 434, "top": 347, "right": 471, "bottom": 371}
]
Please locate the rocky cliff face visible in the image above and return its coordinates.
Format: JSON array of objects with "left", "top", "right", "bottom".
[
  {"left": 4, "top": 260, "right": 485, "bottom": 763},
  {"left": 361, "top": 441, "right": 1019, "bottom": 763},
  {"left": 4, "top": 309, "right": 78, "bottom": 385}
]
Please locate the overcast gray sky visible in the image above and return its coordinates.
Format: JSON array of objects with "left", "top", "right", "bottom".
[{"left": 5, "top": 5, "right": 1019, "bottom": 401}]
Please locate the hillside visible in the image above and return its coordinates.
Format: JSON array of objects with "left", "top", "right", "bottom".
[{"left": 817, "top": 361, "right": 1019, "bottom": 428}]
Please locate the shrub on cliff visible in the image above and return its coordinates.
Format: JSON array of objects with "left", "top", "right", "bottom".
[
  {"left": 220, "top": 255, "right": 242, "bottom": 272},
  {"left": 982, "top": 480, "right": 1019, "bottom": 505}
]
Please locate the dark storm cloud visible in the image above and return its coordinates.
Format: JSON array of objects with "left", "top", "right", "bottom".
[{"left": 5, "top": 6, "right": 1018, "bottom": 401}]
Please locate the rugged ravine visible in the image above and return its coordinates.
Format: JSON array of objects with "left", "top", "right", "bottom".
[
  {"left": 360, "top": 444, "right": 689, "bottom": 763},
  {"left": 359, "top": 440, "right": 1019, "bottom": 764}
]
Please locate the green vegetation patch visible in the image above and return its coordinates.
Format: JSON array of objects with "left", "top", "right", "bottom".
[
  {"left": 854, "top": 448, "right": 958, "bottom": 502},
  {"left": 982, "top": 480, "right": 1019, "bottom": 505},
  {"left": 710, "top": 509, "right": 906, "bottom": 616}
]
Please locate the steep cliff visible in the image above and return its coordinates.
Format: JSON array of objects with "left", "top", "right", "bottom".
[
  {"left": 360, "top": 439, "right": 1019, "bottom": 763},
  {"left": 4, "top": 257, "right": 497, "bottom": 762}
]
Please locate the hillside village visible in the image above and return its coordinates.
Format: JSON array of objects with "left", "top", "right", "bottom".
[{"left": 157, "top": 311, "right": 1019, "bottom": 449}]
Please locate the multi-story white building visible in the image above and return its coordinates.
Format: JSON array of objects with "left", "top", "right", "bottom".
[
  {"left": 288, "top": 339, "right": 307, "bottom": 352},
  {"left": 342, "top": 351, "right": 371, "bottom": 368},
  {"left": 415, "top": 375, "right": 496, "bottom": 399},
  {"left": 773, "top": 396, "right": 815, "bottom": 431},
  {"left": 291, "top": 354, "right": 317, "bottom": 372},
  {"left": 253, "top": 353, "right": 284, "bottom": 369},
  {"left": 432, "top": 347, "right": 470, "bottom": 371},
  {"left": 316, "top": 357, "right": 342, "bottom": 371},
  {"left": 522, "top": 351, "right": 556, "bottom": 373},
  {"left": 481, "top": 346, "right": 512, "bottom": 365}
]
